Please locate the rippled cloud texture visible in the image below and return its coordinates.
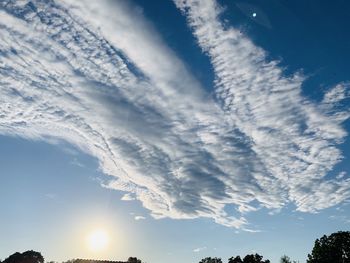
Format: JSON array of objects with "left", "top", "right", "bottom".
[{"left": 1, "top": 0, "right": 349, "bottom": 230}]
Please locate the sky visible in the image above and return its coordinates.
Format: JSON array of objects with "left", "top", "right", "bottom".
[{"left": 0, "top": 0, "right": 350, "bottom": 263}]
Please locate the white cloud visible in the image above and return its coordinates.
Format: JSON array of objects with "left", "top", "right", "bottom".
[
  {"left": 323, "top": 83, "right": 350, "bottom": 104},
  {"left": 336, "top": 172, "right": 347, "bottom": 180},
  {"left": 121, "top": 193, "right": 135, "bottom": 201},
  {"left": 0, "top": 0, "right": 248, "bottom": 229},
  {"left": 193, "top": 247, "right": 207, "bottom": 253},
  {"left": 0, "top": 0, "right": 349, "bottom": 231},
  {"left": 173, "top": 0, "right": 350, "bottom": 212},
  {"left": 134, "top": 215, "right": 146, "bottom": 221}
]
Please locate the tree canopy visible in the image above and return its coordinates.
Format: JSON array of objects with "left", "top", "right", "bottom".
[
  {"left": 307, "top": 231, "right": 350, "bottom": 263},
  {"left": 199, "top": 257, "right": 223, "bottom": 263},
  {"left": 280, "top": 255, "right": 298, "bottom": 263},
  {"left": 242, "top": 254, "right": 270, "bottom": 263},
  {"left": 228, "top": 256, "right": 243, "bottom": 263},
  {"left": 2, "top": 251, "right": 44, "bottom": 263},
  {"left": 214, "top": 254, "right": 270, "bottom": 263},
  {"left": 127, "top": 257, "right": 142, "bottom": 263}
]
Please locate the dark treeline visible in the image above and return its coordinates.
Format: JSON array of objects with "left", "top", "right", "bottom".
[
  {"left": 0, "top": 254, "right": 142, "bottom": 263},
  {"left": 1, "top": 231, "right": 349, "bottom": 263},
  {"left": 198, "top": 231, "right": 350, "bottom": 263}
]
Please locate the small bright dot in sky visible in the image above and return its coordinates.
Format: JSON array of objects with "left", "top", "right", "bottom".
[{"left": 252, "top": 12, "right": 257, "bottom": 17}]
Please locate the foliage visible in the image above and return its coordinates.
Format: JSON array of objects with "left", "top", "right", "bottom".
[
  {"left": 280, "top": 255, "right": 292, "bottom": 263},
  {"left": 127, "top": 257, "right": 142, "bottom": 263},
  {"left": 280, "top": 255, "right": 298, "bottom": 263},
  {"left": 228, "top": 256, "right": 243, "bottom": 263},
  {"left": 2, "top": 251, "right": 44, "bottom": 263},
  {"left": 242, "top": 254, "right": 270, "bottom": 263},
  {"left": 227, "top": 254, "right": 270, "bottom": 263},
  {"left": 307, "top": 231, "right": 350, "bottom": 263},
  {"left": 199, "top": 257, "right": 222, "bottom": 263}
]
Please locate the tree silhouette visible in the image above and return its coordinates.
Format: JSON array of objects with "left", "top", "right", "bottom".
[
  {"left": 228, "top": 254, "right": 270, "bottom": 263},
  {"left": 228, "top": 256, "right": 243, "bottom": 263},
  {"left": 199, "top": 257, "right": 222, "bottom": 263},
  {"left": 127, "top": 257, "right": 142, "bottom": 263},
  {"left": 280, "top": 255, "right": 291, "bottom": 263},
  {"left": 307, "top": 231, "right": 350, "bottom": 263},
  {"left": 2, "top": 251, "right": 44, "bottom": 263},
  {"left": 280, "top": 255, "right": 298, "bottom": 263},
  {"left": 242, "top": 254, "right": 270, "bottom": 263}
]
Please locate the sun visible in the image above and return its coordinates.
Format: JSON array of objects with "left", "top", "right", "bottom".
[{"left": 86, "top": 229, "right": 109, "bottom": 252}]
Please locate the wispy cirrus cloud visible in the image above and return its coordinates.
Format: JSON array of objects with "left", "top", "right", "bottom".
[
  {"left": 0, "top": 0, "right": 248, "bottom": 229},
  {"left": 0, "top": 0, "right": 349, "bottom": 231},
  {"left": 174, "top": 0, "right": 350, "bottom": 213},
  {"left": 323, "top": 82, "right": 350, "bottom": 105}
]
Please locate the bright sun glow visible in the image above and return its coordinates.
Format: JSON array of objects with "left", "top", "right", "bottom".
[{"left": 87, "top": 229, "right": 109, "bottom": 252}]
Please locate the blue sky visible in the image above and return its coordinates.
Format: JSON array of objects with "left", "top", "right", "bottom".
[{"left": 0, "top": 0, "right": 350, "bottom": 263}]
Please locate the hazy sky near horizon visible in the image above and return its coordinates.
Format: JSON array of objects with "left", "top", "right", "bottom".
[{"left": 0, "top": 0, "right": 350, "bottom": 263}]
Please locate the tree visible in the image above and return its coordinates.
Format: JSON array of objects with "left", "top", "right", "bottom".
[
  {"left": 307, "top": 231, "right": 350, "bottom": 263},
  {"left": 199, "top": 257, "right": 222, "bottom": 263},
  {"left": 21, "top": 251, "right": 43, "bottom": 263},
  {"left": 127, "top": 257, "right": 142, "bottom": 263},
  {"left": 228, "top": 254, "right": 270, "bottom": 263},
  {"left": 228, "top": 256, "right": 243, "bottom": 263},
  {"left": 2, "top": 253, "right": 22, "bottom": 263},
  {"left": 280, "top": 255, "right": 298, "bottom": 263},
  {"left": 280, "top": 255, "right": 293, "bottom": 263},
  {"left": 2, "top": 251, "right": 44, "bottom": 263},
  {"left": 242, "top": 254, "right": 270, "bottom": 263}
]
